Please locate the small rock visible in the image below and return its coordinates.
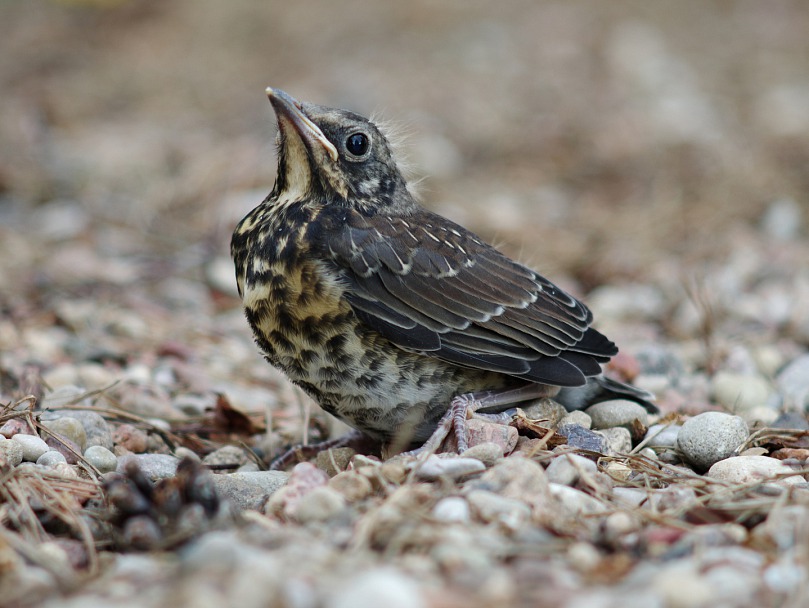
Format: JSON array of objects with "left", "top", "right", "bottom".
[
  {"left": 112, "top": 424, "right": 149, "bottom": 453},
  {"left": 413, "top": 455, "right": 485, "bottom": 480},
  {"left": 707, "top": 455, "right": 805, "bottom": 487},
  {"left": 83, "top": 445, "right": 118, "bottom": 473},
  {"left": 292, "top": 486, "right": 347, "bottom": 523},
  {"left": 520, "top": 398, "right": 567, "bottom": 424},
  {"left": 550, "top": 484, "right": 609, "bottom": 517},
  {"left": 41, "top": 416, "right": 87, "bottom": 449},
  {"left": 202, "top": 445, "right": 248, "bottom": 468},
  {"left": 465, "top": 418, "right": 518, "bottom": 454},
  {"left": 432, "top": 496, "right": 471, "bottom": 523},
  {"left": 467, "top": 457, "right": 550, "bottom": 507},
  {"left": 760, "top": 197, "right": 802, "bottom": 241},
  {"left": 212, "top": 471, "right": 289, "bottom": 512},
  {"left": 545, "top": 453, "right": 597, "bottom": 486},
  {"left": 11, "top": 434, "right": 50, "bottom": 462},
  {"left": 65, "top": 410, "right": 114, "bottom": 450},
  {"left": 316, "top": 446, "right": 356, "bottom": 476},
  {"left": 329, "top": 471, "right": 373, "bottom": 502},
  {"left": 557, "top": 424, "right": 607, "bottom": 452},
  {"left": 265, "top": 462, "right": 329, "bottom": 518},
  {"left": 588, "top": 283, "right": 666, "bottom": 321},
  {"left": 612, "top": 487, "right": 649, "bottom": 508},
  {"left": 44, "top": 433, "right": 81, "bottom": 464},
  {"left": 643, "top": 424, "right": 681, "bottom": 450},
  {"left": 330, "top": 568, "right": 425, "bottom": 608},
  {"left": 586, "top": 399, "right": 648, "bottom": 436},
  {"left": 647, "top": 485, "right": 699, "bottom": 513},
  {"left": 0, "top": 419, "right": 32, "bottom": 438},
  {"left": 39, "top": 384, "right": 91, "bottom": 409},
  {"left": 596, "top": 427, "right": 633, "bottom": 454},
  {"left": 461, "top": 441, "right": 505, "bottom": 466},
  {"left": 776, "top": 354, "right": 809, "bottom": 411},
  {"left": 677, "top": 412, "right": 749, "bottom": 472},
  {"left": 558, "top": 410, "right": 592, "bottom": 429},
  {"left": 116, "top": 453, "right": 180, "bottom": 480},
  {"left": 466, "top": 489, "right": 531, "bottom": 530},
  {"left": 0, "top": 438, "right": 24, "bottom": 466},
  {"left": 770, "top": 411, "right": 809, "bottom": 430},
  {"left": 36, "top": 451, "right": 68, "bottom": 467},
  {"left": 711, "top": 371, "right": 772, "bottom": 413},
  {"left": 174, "top": 446, "right": 201, "bottom": 461}
]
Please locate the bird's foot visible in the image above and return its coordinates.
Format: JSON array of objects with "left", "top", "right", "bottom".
[
  {"left": 403, "top": 384, "right": 556, "bottom": 457},
  {"left": 269, "top": 429, "right": 373, "bottom": 470}
]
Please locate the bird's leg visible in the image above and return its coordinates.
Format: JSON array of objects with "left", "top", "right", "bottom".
[
  {"left": 406, "top": 384, "right": 558, "bottom": 456},
  {"left": 269, "top": 429, "right": 373, "bottom": 470}
]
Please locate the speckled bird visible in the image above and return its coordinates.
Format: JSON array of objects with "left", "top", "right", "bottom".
[{"left": 231, "top": 88, "right": 654, "bottom": 455}]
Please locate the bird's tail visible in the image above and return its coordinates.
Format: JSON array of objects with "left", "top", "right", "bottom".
[{"left": 555, "top": 375, "right": 657, "bottom": 414}]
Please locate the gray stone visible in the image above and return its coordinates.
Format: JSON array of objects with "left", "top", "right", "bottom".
[
  {"left": 549, "top": 484, "right": 609, "bottom": 517},
  {"left": 677, "top": 412, "right": 749, "bottom": 471},
  {"left": 64, "top": 410, "right": 114, "bottom": 450},
  {"left": 520, "top": 398, "right": 567, "bottom": 424},
  {"left": 36, "top": 451, "right": 68, "bottom": 467},
  {"left": 776, "top": 354, "right": 809, "bottom": 411},
  {"left": 83, "top": 445, "right": 118, "bottom": 473},
  {"left": 116, "top": 453, "right": 180, "bottom": 480},
  {"left": 558, "top": 410, "right": 592, "bottom": 429},
  {"left": 545, "top": 453, "right": 598, "bottom": 486},
  {"left": 586, "top": 399, "right": 649, "bottom": 433},
  {"left": 643, "top": 424, "right": 681, "bottom": 449},
  {"left": 202, "top": 445, "right": 248, "bottom": 467},
  {"left": 0, "top": 438, "right": 24, "bottom": 466},
  {"left": 329, "top": 568, "right": 425, "bottom": 608},
  {"left": 557, "top": 424, "right": 607, "bottom": 452},
  {"left": 212, "top": 470, "right": 289, "bottom": 512},
  {"left": 711, "top": 371, "right": 773, "bottom": 413},
  {"left": 11, "top": 434, "right": 50, "bottom": 462},
  {"left": 466, "top": 489, "right": 531, "bottom": 530}
]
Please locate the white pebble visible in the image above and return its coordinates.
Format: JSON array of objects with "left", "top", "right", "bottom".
[
  {"left": 330, "top": 568, "right": 425, "bottom": 608},
  {"left": 11, "top": 434, "right": 50, "bottom": 462},
  {"left": 586, "top": 399, "right": 649, "bottom": 430},
  {"left": 711, "top": 371, "right": 772, "bottom": 413},
  {"left": 413, "top": 455, "right": 485, "bottom": 480},
  {"left": 36, "top": 451, "right": 68, "bottom": 467},
  {"left": 432, "top": 497, "right": 470, "bottom": 523},
  {"left": 707, "top": 455, "right": 805, "bottom": 487}
]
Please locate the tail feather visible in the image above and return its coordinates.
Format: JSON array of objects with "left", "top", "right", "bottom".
[{"left": 554, "top": 375, "right": 657, "bottom": 413}]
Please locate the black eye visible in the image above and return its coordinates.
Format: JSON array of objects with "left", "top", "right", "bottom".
[{"left": 345, "top": 132, "right": 369, "bottom": 157}]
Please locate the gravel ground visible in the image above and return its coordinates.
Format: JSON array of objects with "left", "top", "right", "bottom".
[{"left": 2, "top": 2, "right": 809, "bottom": 607}]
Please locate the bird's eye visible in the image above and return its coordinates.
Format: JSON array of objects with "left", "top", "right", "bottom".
[{"left": 345, "top": 132, "right": 370, "bottom": 157}]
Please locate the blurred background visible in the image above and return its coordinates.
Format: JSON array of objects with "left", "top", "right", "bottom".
[{"left": 1, "top": 0, "right": 808, "bottom": 414}]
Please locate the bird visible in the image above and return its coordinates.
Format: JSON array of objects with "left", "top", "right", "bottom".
[{"left": 231, "top": 88, "right": 654, "bottom": 461}]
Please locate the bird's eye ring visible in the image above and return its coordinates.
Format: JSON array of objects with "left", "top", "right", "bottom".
[{"left": 345, "top": 132, "right": 370, "bottom": 158}]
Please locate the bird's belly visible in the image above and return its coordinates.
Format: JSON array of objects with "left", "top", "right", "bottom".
[{"left": 240, "top": 260, "right": 509, "bottom": 441}]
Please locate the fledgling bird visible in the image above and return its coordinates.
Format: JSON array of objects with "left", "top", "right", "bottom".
[{"left": 231, "top": 88, "right": 654, "bottom": 459}]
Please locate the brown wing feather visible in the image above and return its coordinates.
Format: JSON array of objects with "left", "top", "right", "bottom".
[{"left": 321, "top": 207, "right": 615, "bottom": 387}]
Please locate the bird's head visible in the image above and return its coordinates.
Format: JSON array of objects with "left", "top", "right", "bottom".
[{"left": 266, "top": 88, "right": 414, "bottom": 215}]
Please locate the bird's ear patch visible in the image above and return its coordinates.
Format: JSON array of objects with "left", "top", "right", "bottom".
[{"left": 369, "top": 112, "right": 422, "bottom": 201}]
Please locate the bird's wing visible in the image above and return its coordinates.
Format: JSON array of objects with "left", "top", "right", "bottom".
[{"left": 317, "top": 207, "right": 616, "bottom": 387}]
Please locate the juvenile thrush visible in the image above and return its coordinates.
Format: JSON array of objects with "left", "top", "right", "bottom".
[{"left": 231, "top": 88, "right": 654, "bottom": 458}]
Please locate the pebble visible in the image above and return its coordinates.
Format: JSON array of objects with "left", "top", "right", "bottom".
[
  {"left": 83, "top": 445, "right": 118, "bottom": 473},
  {"left": 776, "top": 354, "right": 809, "bottom": 411},
  {"left": 460, "top": 441, "right": 505, "bottom": 466},
  {"left": 557, "top": 410, "right": 592, "bottom": 429},
  {"left": 597, "top": 427, "right": 633, "bottom": 454},
  {"left": 329, "top": 568, "right": 425, "bottom": 608},
  {"left": 64, "top": 410, "right": 114, "bottom": 450},
  {"left": 467, "top": 457, "right": 550, "bottom": 507},
  {"left": 316, "top": 446, "right": 356, "bottom": 476},
  {"left": 750, "top": 505, "right": 808, "bottom": 551},
  {"left": 212, "top": 471, "right": 289, "bottom": 512},
  {"left": 707, "top": 455, "right": 805, "bottom": 487},
  {"left": 544, "top": 453, "right": 598, "bottom": 486},
  {"left": 520, "top": 398, "right": 567, "bottom": 424},
  {"left": 466, "top": 489, "right": 531, "bottom": 530},
  {"left": 643, "top": 424, "right": 681, "bottom": 449},
  {"left": 588, "top": 283, "right": 666, "bottom": 321},
  {"left": 557, "top": 424, "right": 607, "bottom": 452},
  {"left": 292, "top": 486, "right": 347, "bottom": 523},
  {"left": 202, "top": 445, "right": 248, "bottom": 468},
  {"left": 111, "top": 424, "right": 149, "bottom": 453},
  {"left": 677, "top": 412, "right": 749, "bottom": 471},
  {"left": 586, "top": 399, "right": 649, "bottom": 436},
  {"left": 11, "top": 434, "right": 50, "bottom": 462},
  {"left": 549, "top": 484, "right": 609, "bottom": 517},
  {"left": 0, "top": 419, "right": 32, "bottom": 438},
  {"left": 432, "top": 496, "right": 471, "bottom": 523},
  {"left": 36, "top": 451, "right": 68, "bottom": 467},
  {"left": 39, "top": 384, "right": 92, "bottom": 409},
  {"left": 265, "top": 462, "right": 329, "bottom": 519},
  {"left": 116, "top": 453, "right": 180, "bottom": 480},
  {"left": 413, "top": 455, "right": 485, "bottom": 481},
  {"left": 711, "top": 371, "right": 772, "bottom": 413},
  {"left": 464, "top": 418, "right": 518, "bottom": 454},
  {"left": 329, "top": 471, "right": 374, "bottom": 502},
  {"left": 0, "top": 437, "right": 24, "bottom": 466},
  {"left": 41, "top": 416, "right": 87, "bottom": 451}
]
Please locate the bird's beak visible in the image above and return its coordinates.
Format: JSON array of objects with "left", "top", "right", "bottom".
[{"left": 266, "top": 87, "right": 339, "bottom": 163}]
